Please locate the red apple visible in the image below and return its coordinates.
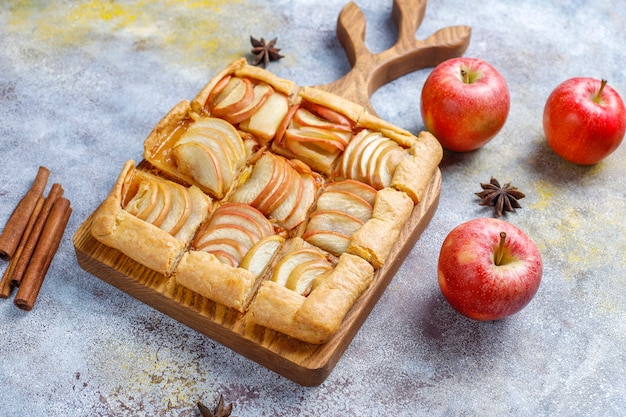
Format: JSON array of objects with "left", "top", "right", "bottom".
[
  {"left": 420, "top": 57, "right": 510, "bottom": 152},
  {"left": 437, "top": 218, "right": 542, "bottom": 321},
  {"left": 543, "top": 78, "right": 626, "bottom": 165}
]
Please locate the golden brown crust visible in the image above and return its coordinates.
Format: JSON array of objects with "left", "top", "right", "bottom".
[
  {"left": 233, "top": 65, "right": 298, "bottom": 97},
  {"left": 143, "top": 100, "right": 192, "bottom": 166},
  {"left": 297, "top": 86, "right": 364, "bottom": 125},
  {"left": 391, "top": 131, "right": 443, "bottom": 204},
  {"left": 174, "top": 250, "right": 257, "bottom": 312},
  {"left": 248, "top": 253, "right": 374, "bottom": 344},
  {"left": 355, "top": 111, "right": 417, "bottom": 148},
  {"left": 347, "top": 188, "right": 414, "bottom": 268}
]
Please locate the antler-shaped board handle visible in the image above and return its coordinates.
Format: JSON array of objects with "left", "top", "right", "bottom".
[{"left": 317, "top": 0, "right": 471, "bottom": 115}]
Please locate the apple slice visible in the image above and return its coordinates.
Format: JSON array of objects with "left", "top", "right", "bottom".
[
  {"left": 284, "top": 259, "right": 333, "bottom": 296},
  {"left": 286, "top": 126, "right": 349, "bottom": 152},
  {"left": 240, "top": 234, "right": 285, "bottom": 278},
  {"left": 280, "top": 172, "right": 318, "bottom": 230},
  {"left": 199, "top": 238, "right": 249, "bottom": 265},
  {"left": 356, "top": 132, "right": 386, "bottom": 180},
  {"left": 193, "top": 116, "right": 247, "bottom": 160},
  {"left": 271, "top": 247, "right": 328, "bottom": 287},
  {"left": 124, "top": 178, "right": 158, "bottom": 221},
  {"left": 270, "top": 172, "right": 302, "bottom": 224},
  {"left": 213, "top": 202, "right": 274, "bottom": 240},
  {"left": 185, "top": 123, "right": 240, "bottom": 170},
  {"left": 176, "top": 129, "right": 236, "bottom": 189},
  {"left": 282, "top": 132, "right": 338, "bottom": 173},
  {"left": 150, "top": 181, "right": 172, "bottom": 228},
  {"left": 230, "top": 152, "right": 276, "bottom": 205},
  {"left": 253, "top": 155, "right": 292, "bottom": 215},
  {"left": 314, "top": 190, "right": 373, "bottom": 223},
  {"left": 324, "top": 179, "right": 377, "bottom": 206},
  {"left": 305, "top": 210, "right": 364, "bottom": 237},
  {"left": 301, "top": 230, "right": 351, "bottom": 257},
  {"left": 209, "top": 77, "right": 254, "bottom": 117},
  {"left": 239, "top": 90, "right": 289, "bottom": 143},
  {"left": 303, "top": 101, "right": 355, "bottom": 130},
  {"left": 293, "top": 107, "right": 352, "bottom": 133},
  {"left": 263, "top": 158, "right": 297, "bottom": 214},
  {"left": 165, "top": 183, "right": 191, "bottom": 236},
  {"left": 371, "top": 145, "right": 407, "bottom": 189},
  {"left": 194, "top": 223, "right": 256, "bottom": 253},
  {"left": 274, "top": 104, "right": 299, "bottom": 145},
  {"left": 172, "top": 141, "right": 224, "bottom": 197},
  {"left": 224, "top": 83, "right": 273, "bottom": 125},
  {"left": 337, "top": 129, "right": 371, "bottom": 180}
]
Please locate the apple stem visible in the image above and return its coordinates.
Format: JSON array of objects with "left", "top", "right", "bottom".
[
  {"left": 461, "top": 69, "right": 470, "bottom": 84},
  {"left": 594, "top": 79, "right": 608, "bottom": 104},
  {"left": 495, "top": 232, "right": 506, "bottom": 266}
]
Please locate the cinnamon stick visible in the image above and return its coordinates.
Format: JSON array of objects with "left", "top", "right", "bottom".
[
  {"left": 0, "top": 196, "right": 45, "bottom": 298},
  {"left": 14, "top": 197, "right": 72, "bottom": 311},
  {"left": 10, "top": 183, "right": 64, "bottom": 287},
  {"left": 0, "top": 166, "right": 50, "bottom": 261}
]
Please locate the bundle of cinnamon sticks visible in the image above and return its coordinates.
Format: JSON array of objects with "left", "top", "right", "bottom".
[{"left": 0, "top": 166, "right": 72, "bottom": 311}]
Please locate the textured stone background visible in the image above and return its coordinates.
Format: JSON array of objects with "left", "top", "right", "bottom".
[{"left": 1, "top": 0, "right": 624, "bottom": 415}]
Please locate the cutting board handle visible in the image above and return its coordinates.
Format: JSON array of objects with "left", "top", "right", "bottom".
[{"left": 317, "top": 0, "right": 471, "bottom": 115}]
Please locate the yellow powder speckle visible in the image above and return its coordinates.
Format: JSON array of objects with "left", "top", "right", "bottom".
[
  {"left": 529, "top": 179, "right": 557, "bottom": 211},
  {"left": 6, "top": 0, "right": 245, "bottom": 66}
]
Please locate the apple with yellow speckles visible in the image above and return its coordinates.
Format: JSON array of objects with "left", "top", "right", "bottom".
[{"left": 437, "top": 218, "right": 542, "bottom": 321}]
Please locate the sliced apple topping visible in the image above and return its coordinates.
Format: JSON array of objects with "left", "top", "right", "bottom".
[
  {"left": 323, "top": 179, "right": 377, "bottom": 206},
  {"left": 302, "top": 230, "right": 351, "bottom": 258},
  {"left": 208, "top": 76, "right": 254, "bottom": 118},
  {"left": 231, "top": 152, "right": 319, "bottom": 230},
  {"left": 302, "top": 179, "right": 377, "bottom": 256},
  {"left": 164, "top": 183, "right": 191, "bottom": 237},
  {"left": 335, "top": 129, "right": 409, "bottom": 189},
  {"left": 239, "top": 89, "right": 290, "bottom": 144},
  {"left": 313, "top": 189, "right": 373, "bottom": 223},
  {"left": 122, "top": 174, "right": 194, "bottom": 238},
  {"left": 271, "top": 247, "right": 332, "bottom": 296},
  {"left": 305, "top": 210, "right": 364, "bottom": 236},
  {"left": 124, "top": 177, "right": 158, "bottom": 221},
  {"left": 284, "top": 259, "right": 333, "bottom": 296},
  {"left": 274, "top": 103, "right": 355, "bottom": 174},
  {"left": 278, "top": 171, "right": 318, "bottom": 230},
  {"left": 192, "top": 202, "right": 275, "bottom": 267},
  {"left": 172, "top": 116, "right": 246, "bottom": 199},
  {"left": 205, "top": 75, "right": 290, "bottom": 144},
  {"left": 240, "top": 234, "right": 285, "bottom": 278}
]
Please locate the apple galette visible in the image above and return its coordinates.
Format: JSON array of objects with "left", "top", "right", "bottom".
[
  {"left": 91, "top": 160, "right": 211, "bottom": 275},
  {"left": 91, "top": 58, "right": 442, "bottom": 343}
]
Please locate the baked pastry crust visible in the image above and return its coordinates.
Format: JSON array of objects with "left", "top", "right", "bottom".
[
  {"left": 174, "top": 250, "right": 257, "bottom": 312},
  {"left": 347, "top": 187, "right": 414, "bottom": 268},
  {"left": 391, "top": 131, "right": 443, "bottom": 204},
  {"left": 248, "top": 252, "right": 374, "bottom": 344},
  {"left": 90, "top": 160, "right": 211, "bottom": 275},
  {"left": 89, "top": 59, "right": 443, "bottom": 344}
]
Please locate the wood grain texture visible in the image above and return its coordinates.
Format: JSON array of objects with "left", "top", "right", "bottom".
[
  {"left": 317, "top": 0, "right": 471, "bottom": 114},
  {"left": 73, "top": 169, "right": 440, "bottom": 386}
]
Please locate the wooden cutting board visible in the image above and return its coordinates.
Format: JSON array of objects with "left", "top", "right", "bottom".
[{"left": 73, "top": 0, "right": 470, "bottom": 386}]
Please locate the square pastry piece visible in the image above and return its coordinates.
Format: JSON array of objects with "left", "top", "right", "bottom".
[
  {"left": 90, "top": 58, "right": 443, "bottom": 344},
  {"left": 90, "top": 160, "right": 211, "bottom": 275}
]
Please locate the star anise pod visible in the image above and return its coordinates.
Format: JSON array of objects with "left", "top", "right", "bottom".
[
  {"left": 250, "top": 36, "right": 284, "bottom": 68},
  {"left": 197, "top": 395, "right": 234, "bottom": 417},
  {"left": 475, "top": 177, "right": 525, "bottom": 218}
]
